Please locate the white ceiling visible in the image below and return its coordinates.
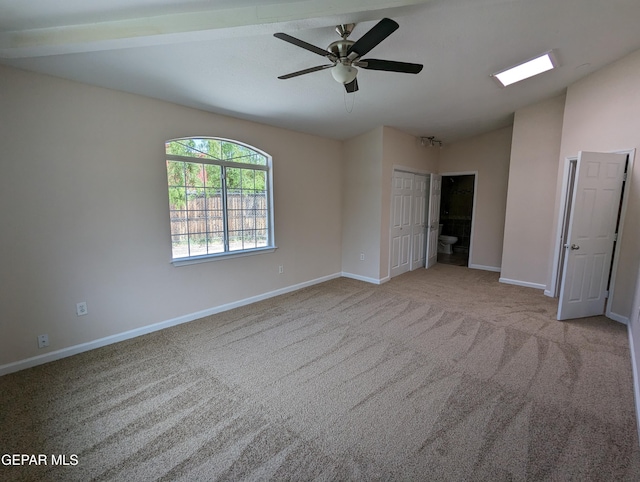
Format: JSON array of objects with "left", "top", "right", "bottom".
[{"left": 2, "top": 0, "right": 640, "bottom": 142}]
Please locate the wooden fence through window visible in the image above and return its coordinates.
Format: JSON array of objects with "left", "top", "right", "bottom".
[{"left": 169, "top": 194, "right": 268, "bottom": 235}]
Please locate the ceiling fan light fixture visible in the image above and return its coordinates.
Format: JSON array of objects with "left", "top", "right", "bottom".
[
  {"left": 492, "top": 51, "right": 556, "bottom": 87},
  {"left": 331, "top": 63, "right": 358, "bottom": 84}
]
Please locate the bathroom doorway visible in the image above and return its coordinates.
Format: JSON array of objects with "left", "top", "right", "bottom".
[{"left": 438, "top": 173, "right": 476, "bottom": 267}]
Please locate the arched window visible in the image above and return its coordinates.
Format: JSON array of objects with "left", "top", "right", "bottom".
[{"left": 165, "top": 137, "right": 274, "bottom": 263}]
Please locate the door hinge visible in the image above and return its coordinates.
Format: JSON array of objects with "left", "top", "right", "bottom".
[
  {"left": 614, "top": 232, "right": 618, "bottom": 241},
  {"left": 623, "top": 172, "right": 627, "bottom": 181},
  {"left": 604, "top": 290, "right": 609, "bottom": 298}
]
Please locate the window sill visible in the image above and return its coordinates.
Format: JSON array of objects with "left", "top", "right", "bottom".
[{"left": 171, "top": 246, "right": 277, "bottom": 266}]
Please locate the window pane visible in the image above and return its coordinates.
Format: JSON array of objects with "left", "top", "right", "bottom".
[
  {"left": 172, "top": 235, "right": 189, "bottom": 259},
  {"left": 240, "top": 168, "right": 254, "bottom": 190},
  {"left": 166, "top": 139, "right": 197, "bottom": 157},
  {"left": 170, "top": 219, "right": 187, "bottom": 237},
  {"left": 226, "top": 167, "right": 241, "bottom": 190},
  {"left": 227, "top": 209, "right": 241, "bottom": 232},
  {"left": 242, "top": 195, "right": 257, "bottom": 210},
  {"left": 207, "top": 210, "right": 224, "bottom": 233},
  {"left": 170, "top": 209, "right": 187, "bottom": 220},
  {"left": 256, "top": 229, "right": 268, "bottom": 247},
  {"left": 187, "top": 211, "right": 207, "bottom": 235},
  {"left": 207, "top": 234, "right": 225, "bottom": 254},
  {"left": 201, "top": 139, "right": 221, "bottom": 160},
  {"left": 186, "top": 188, "right": 205, "bottom": 210},
  {"left": 254, "top": 170, "right": 266, "bottom": 188},
  {"left": 242, "top": 214, "right": 255, "bottom": 231},
  {"left": 189, "top": 235, "right": 207, "bottom": 257},
  {"left": 247, "top": 153, "right": 267, "bottom": 165},
  {"left": 228, "top": 230, "right": 243, "bottom": 252},
  {"left": 254, "top": 210, "right": 268, "bottom": 228},
  {"left": 243, "top": 231, "right": 257, "bottom": 249},
  {"left": 205, "top": 165, "right": 222, "bottom": 188},
  {"left": 167, "top": 161, "right": 185, "bottom": 186},
  {"left": 168, "top": 187, "right": 187, "bottom": 210}
]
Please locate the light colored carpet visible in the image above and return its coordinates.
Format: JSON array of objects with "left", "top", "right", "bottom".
[{"left": 1, "top": 264, "right": 639, "bottom": 481}]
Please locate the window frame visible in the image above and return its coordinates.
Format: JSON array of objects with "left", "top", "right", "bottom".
[{"left": 165, "top": 137, "right": 276, "bottom": 266}]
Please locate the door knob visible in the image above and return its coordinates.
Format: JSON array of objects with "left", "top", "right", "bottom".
[{"left": 570, "top": 244, "right": 580, "bottom": 250}]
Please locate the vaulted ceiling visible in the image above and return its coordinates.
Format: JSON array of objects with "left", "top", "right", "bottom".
[{"left": 2, "top": 0, "right": 640, "bottom": 142}]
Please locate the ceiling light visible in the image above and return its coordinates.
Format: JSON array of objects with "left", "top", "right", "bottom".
[
  {"left": 492, "top": 51, "right": 556, "bottom": 87},
  {"left": 331, "top": 63, "right": 358, "bottom": 84},
  {"left": 420, "top": 136, "right": 443, "bottom": 148}
]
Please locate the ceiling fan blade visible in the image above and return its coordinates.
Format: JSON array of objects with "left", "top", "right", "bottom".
[
  {"left": 278, "top": 64, "right": 334, "bottom": 80},
  {"left": 357, "top": 59, "right": 423, "bottom": 74},
  {"left": 274, "top": 32, "right": 336, "bottom": 60},
  {"left": 347, "top": 18, "right": 399, "bottom": 58},
  {"left": 344, "top": 78, "right": 359, "bottom": 93}
]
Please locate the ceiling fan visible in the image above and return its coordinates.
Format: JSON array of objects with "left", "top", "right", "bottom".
[{"left": 274, "top": 18, "right": 423, "bottom": 93}]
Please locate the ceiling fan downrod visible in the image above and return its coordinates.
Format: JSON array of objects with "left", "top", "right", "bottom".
[{"left": 335, "top": 24, "right": 355, "bottom": 40}]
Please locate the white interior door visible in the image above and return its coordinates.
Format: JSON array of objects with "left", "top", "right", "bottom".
[
  {"left": 390, "top": 171, "right": 414, "bottom": 278},
  {"left": 410, "top": 175, "right": 428, "bottom": 270},
  {"left": 425, "top": 174, "right": 441, "bottom": 269},
  {"left": 558, "top": 151, "right": 627, "bottom": 320}
]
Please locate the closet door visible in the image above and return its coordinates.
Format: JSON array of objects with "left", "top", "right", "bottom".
[
  {"left": 410, "top": 175, "right": 428, "bottom": 270},
  {"left": 390, "top": 171, "right": 414, "bottom": 278}
]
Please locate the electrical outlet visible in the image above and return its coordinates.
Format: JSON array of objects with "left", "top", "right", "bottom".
[
  {"left": 360, "top": 253, "right": 365, "bottom": 261},
  {"left": 278, "top": 265, "right": 284, "bottom": 274},
  {"left": 37, "top": 334, "right": 49, "bottom": 348},
  {"left": 76, "top": 301, "right": 88, "bottom": 316}
]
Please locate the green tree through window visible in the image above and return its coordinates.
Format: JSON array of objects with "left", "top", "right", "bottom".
[{"left": 165, "top": 138, "right": 273, "bottom": 261}]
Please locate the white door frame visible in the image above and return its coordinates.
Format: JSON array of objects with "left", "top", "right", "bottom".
[
  {"left": 548, "top": 148, "right": 635, "bottom": 323},
  {"left": 439, "top": 171, "right": 478, "bottom": 267},
  {"left": 426, "top": 174, "right": 441, "bottom": 269}
]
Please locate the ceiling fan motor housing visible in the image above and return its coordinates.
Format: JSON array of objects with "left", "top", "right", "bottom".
[{"left": 328, "top": 40, "right": 355, "bottom": 59}]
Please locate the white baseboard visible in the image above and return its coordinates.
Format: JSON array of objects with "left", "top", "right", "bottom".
[
  {"left": 499, "top": 277, "right": 546, "bottom": 290},
  {"left": 627, "top": 324, "right": 640, "bottom": 445},
  {"left": 469, "top": 264, "right": 501, "bottom": 273},
  {"left": 544, "top": 290, "right": 554, "bottom": 297},
  {"left": 607, "top": 311, "right": 630, "bottom": 325},
  {"left": 341, "top": 272, "right": 386, "bottom": 285},
  {"left": 0, "top": 272, "right": 342, "bottom": 377}
]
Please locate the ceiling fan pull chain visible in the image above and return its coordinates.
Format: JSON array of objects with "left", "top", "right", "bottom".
[{"left": 344, "top": 89, "right": 356, "bottom": 113}]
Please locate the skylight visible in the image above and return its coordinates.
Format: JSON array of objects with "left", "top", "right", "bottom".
[{"left": 492, "top": 51, "right": 556, "bottom": 87}]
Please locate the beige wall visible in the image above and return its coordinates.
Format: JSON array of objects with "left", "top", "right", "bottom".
[
  {"left": 501, "top": 95, "right": 566, "bottom": 287},
  {"left": 380, "top": 127, "right": 439, "bottom": 280},
  {"left": 553, "top": 49, "right": 640, "bottom": 321},
  {"left": 342, "top": 127, "right": 384, "bottom": 280},
  {"left": 438, "top": 126, "right": 513, "bottom": 270},
  {"left": 0, "top": 65, "right": 343, "bottom": 368}
]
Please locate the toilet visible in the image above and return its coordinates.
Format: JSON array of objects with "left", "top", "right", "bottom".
[{"left": 438, "top": 224, "right": 458, "bottom": 254}]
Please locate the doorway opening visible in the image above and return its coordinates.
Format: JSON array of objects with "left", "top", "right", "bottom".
[{"left": 438, "top": 174, "right": 475, "bottom": 267}]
